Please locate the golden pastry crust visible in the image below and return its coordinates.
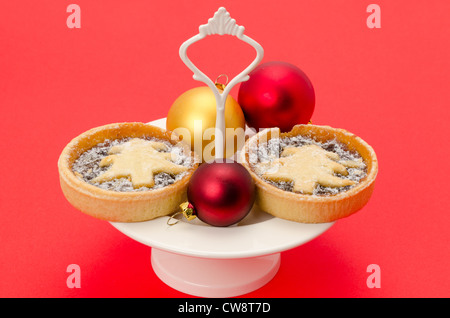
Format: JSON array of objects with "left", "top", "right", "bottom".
[
  {"left": 58, "top": 122, "right": 199, "bottom": 222},
  {"left": 240, "top": 124, "right": 378, "bottom": 223}
]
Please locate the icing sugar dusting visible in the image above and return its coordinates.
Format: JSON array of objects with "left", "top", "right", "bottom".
[
  {"left": 72, "top": 137, "right": 193, "bottom": 192},
  {"left": 250, "top": 135, "right": 367, "bottom": 196}
]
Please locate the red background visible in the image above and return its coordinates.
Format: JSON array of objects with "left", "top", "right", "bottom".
[{"left": 1, "top": 0, "right": 449, "bottom": 298}]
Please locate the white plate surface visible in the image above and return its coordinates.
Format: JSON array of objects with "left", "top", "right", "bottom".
[{"left": 110, "top": 118, "right": 334, "bottom": 259}]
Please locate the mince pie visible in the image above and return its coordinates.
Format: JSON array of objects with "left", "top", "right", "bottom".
[
  {"left": 58, "top": 122, "right": 199, "bottom": 222},
  {"left": 240, "top": 124, "right": 378, "bottom": 223}
]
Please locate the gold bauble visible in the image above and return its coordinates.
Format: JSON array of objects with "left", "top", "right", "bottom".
[{"left": 166, "top": 86, "right": 246, "bottom": 162}]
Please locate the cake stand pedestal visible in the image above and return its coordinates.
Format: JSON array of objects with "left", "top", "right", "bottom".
[{"left": 151, "top": 248, "right": 280, "bottom": 298}]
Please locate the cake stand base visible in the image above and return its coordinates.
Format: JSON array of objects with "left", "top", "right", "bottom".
[{"left": 151, "top": 248, "right": 281, "bottom": 298}]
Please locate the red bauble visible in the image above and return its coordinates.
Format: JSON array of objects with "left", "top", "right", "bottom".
[
  {"left": 187, "top": 159, "right": 255, "bottom": 227},
  {"left": 238, "top": 61, "right": 315, "bottom": 132}
]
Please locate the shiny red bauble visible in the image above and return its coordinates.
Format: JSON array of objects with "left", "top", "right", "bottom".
[
  {"left": 238, "top": 61, "right": 315, "bottom": 132},
  {"left": 187, "top": 159, "right": 255, "bottom": 227}
]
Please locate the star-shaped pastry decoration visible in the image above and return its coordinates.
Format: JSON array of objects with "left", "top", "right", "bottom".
[
  {"left": 92, "top": 138, "right": 189, "bottom": 188},
  {"left": 257, "top": 144, "right": 364, "bottom": 194}
]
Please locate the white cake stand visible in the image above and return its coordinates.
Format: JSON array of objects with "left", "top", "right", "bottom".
[{"left": 110, "top": 118, "right": 334, "bottom": 298}]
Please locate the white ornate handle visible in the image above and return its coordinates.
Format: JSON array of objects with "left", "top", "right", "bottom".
[{"left": 179, "top": 7, "right": 264, "bottom": 160}]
